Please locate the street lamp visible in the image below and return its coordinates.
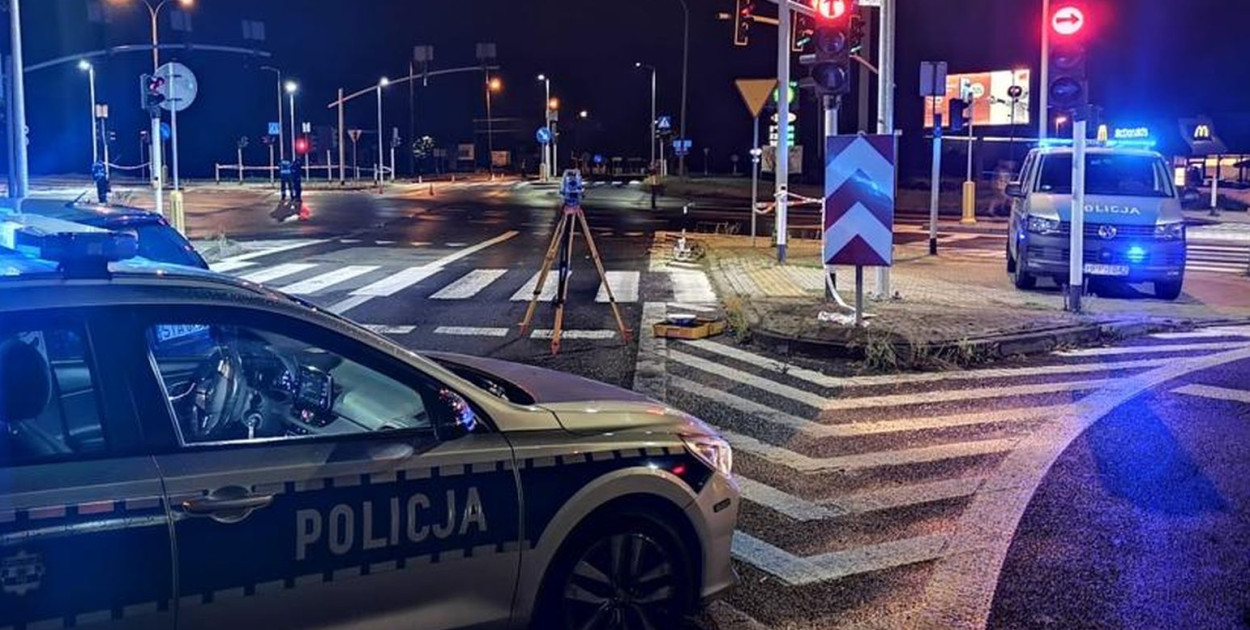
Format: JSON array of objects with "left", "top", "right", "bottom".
[
  {"left": 110, "top": 0, "right": 194, "bottom": 73},
  {"left": 486, "top": 76, "right": 502, "bottom": 178},
  {"left": 285, "top": 80, "right": 298, "bottom": 161},
  {"left": 260, "top": 65, "right": 284, "bottom": 161},
  {"left": 78, "top": 60, "right": 98, "bottom": 167},
  {"left": 377, "top": 77, "right": 390, "bottom": 185},
  {"left": 635, "top": 62, "right": 657, "bottom": 174},
  {"left": 579, "top": 110, "right": 589, "bottom": 119},
  {"left": 537, "top": 74, "right": 552, "bottom": 180}
]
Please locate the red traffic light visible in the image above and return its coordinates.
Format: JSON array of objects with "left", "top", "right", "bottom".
[
  {"left": 812, "top": 0, "right": 848, "bottom": 20},
  {"left": 1051, "top": 5, "right": 1085, "bottom": 36},
  {"left": 294, "top": 138, "right": 309, "bottom": 155}
]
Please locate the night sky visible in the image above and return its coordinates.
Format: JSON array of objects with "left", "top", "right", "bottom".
[{"left": 11, "top": 0, "right": 1247, "bottom": 178}]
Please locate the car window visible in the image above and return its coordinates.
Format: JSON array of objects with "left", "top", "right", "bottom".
[
  {"left": 0, "top": 324, "right": 107, "bottom": 466},
  {"left": 145, "top": 322, "right": 441, "bottom": 446},
  {"left": 1036, "top": 154, "right": 1175, "bottom": 198},
  {"left": 133, "top": 224, "right": 205, "bottom": 268}
]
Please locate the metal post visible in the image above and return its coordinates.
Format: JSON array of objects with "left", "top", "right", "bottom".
[
  {"left": 390, "top": 146, "right": 396, "bottom": 182},
  {"left": 377, "top": 84, "right": 385, "bottom": 190},
  {"left": 930, "top": 104, "right": 942, "bottom": 256},
  {"left": 151, "top": 116, "right": 164, "bottom": 216},
  {"left": 8, "top": 1, "right": 29, "bottom": 200},
  {"left": 1039, "top": 0, "right": 1051, "bottom": 141},
  {"left": 275, "top": 73, "right": 285, "bottom": 161},
  {"left": 855, "top": 266, "right": 864, "bottom": 326},
  {"left": 269, "top": 142, "right": 275, "bottom": 184},
  {"left": 169, "top": 66, "right": 180, "bottom": 190},
  {"left": 751, "top": 114, "right": 760, "bottom": 247},
  {"left": 873, "top": 0, "right": 895, "bottom": 294},
  {"left": 650, "top": 67, "right": 657, "bottom": 173},
  {"left": 825, "top": 95, "right": 839, "bottom": 299},
  {"left": 87, "top": 65, "right": 99, "bottom": 166},
  {"left": 677, "top": 0, "right": 689, "bottom": 178},
  {"left": 408, "top": 60, "right": 415, "bottom": 177},
  {"left": 236, "top": 146, "right": 243, "bottom": 183},
  {"left": 101, "top": 116, "right": 111, "bottom": 178},
  {"left": 485, "top": 74, "right": 494, "bottom": 178},
  {"left": 1211, "top": 155, "right": 1221, "bottom": 214},
  {"left": 148, "top": 3, "right": 159, "bottom": 73},
  {"left": 288, "top": 90, "right": 297, "bottom": 165},
  {"left": 542, "top": 77, "right": 551, "bottom": 181},
  {"left": 326, "top": 149, "right": 332, "bottom": 182},
  {"left": 337, "top": 88, "right": 346, "bottom": 184},
  {"left": 775, "top": 2, "right": 792, "bottom": 264},
  {"left": 1067, "top": 119, "right": 1087, "bottom": 313},
  {"left": 553, "top": 121, "right": 559, "bottom": 175}
]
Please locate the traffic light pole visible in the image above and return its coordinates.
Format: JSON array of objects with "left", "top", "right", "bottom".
[
  {"left": 338, "top": 88, "right": 346, "bottom": 184},
  {"left": 8, "top": 0, "right": 29, "bottom": 201},
  {"left": 150, "top": 115, "right": 164, "bottom": 217},
  {"left": 873, "top": 0, "right": 895, "bottom": 298},
  {"left": 1066, "top": 118, "right": 1087, "bottom": 313},
  {"left": 929, "top": 103, "right": 942, "bottom": 256},
  {"left": 775, "top": 2, "right": 791, "bottom": 264}
]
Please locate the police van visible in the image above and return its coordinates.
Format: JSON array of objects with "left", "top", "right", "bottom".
[
  {"left": 0, "top": 214, "right": 738, "bottom": 630},
  {"left": 1006, "top": 144, "right": 1187, "bottom": 300}
]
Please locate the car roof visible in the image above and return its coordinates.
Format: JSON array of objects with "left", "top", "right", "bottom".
[
  {"left": 1029, "top": 145, "right": 1164, "bottom": 159},
  {"left": 19, "top": 203, "right": 166, "bottom": 229}
]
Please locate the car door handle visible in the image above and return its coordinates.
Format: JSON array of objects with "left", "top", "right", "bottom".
[{"left": 180, "top": 486, "right": 274, "bottom": 521}]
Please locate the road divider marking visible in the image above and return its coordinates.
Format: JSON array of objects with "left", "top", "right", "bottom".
[
  {"left": 1056, "top": 341, "right": 1250, "bottom": 357},
  {"left": 239, "top": 263, "right": 317, "bottom": 284},
  {"left": 596, "top": 271, "right": 641, "bottom": 303},
  {"left": 430, "top": 269, "right": 509, "bottom": 300},
  {"left": 360, "top": 325, "right": 416, "bottom": 335},
  {"left": 530, "top": 329, "right": 617, "bottom": 340},
  {"left": 717, "top": 428, "right": 1018, "bottom": 472},
  {"left": 731, "top": 531, "right": 949, "bottom": 586},
  {"left": 433, "top": 326, "right": 511, "bottom": 337},
  {"left": 280, "top": 265, "right": 380, "bottom": 295},
  {"left": 1171, "top": 384, "right": 1250, "bottom": 404},
  {"left": 669, "top": 354, "right": 829, "bottom": 408},
  {"left": 818, "top": 379, "right": 1108, "bottom": 411}
]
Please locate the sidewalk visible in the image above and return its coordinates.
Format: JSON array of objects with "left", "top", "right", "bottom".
[{"left": 686, "top": 231, "right": 1250, "bottom": 368}]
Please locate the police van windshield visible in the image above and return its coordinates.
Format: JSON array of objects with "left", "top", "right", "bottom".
[{"left": 1036, "top": 154, "right": 1175, "bottom": 198}]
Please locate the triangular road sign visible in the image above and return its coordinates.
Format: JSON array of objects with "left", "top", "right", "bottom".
[{"left": 735, "top": 78, "right": 778, "bottom": 119}]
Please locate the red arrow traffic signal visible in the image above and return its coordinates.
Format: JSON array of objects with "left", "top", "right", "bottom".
[
  {"left": 1051, "top": 6, "right": 1085, "bottom": 36},
  {"left": 812, "top": 0, "right": 848, "bottom": 20}
]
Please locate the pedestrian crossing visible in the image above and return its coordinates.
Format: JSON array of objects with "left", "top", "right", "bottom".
[{"left": 660, "top": 332, "right": 1250, "bottom": 626}]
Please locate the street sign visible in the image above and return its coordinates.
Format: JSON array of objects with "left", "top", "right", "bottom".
[
  {"left": 154, "top": 62, "right": 197, "bottom": 112},
  {"left": 823, "top": 135, "right": 897, "bottom": 267},
  {"left": 301, "top": 122, "right": 312, "bottom": 134},
  {"left": 672, "top": 139, "right": 692, "bottom": 156},
  {"left": 734, "top": 78, "right": 779, "bottom": 119},
  {"left": 267, "top": 122, "right": 281, "bottom": 136},
  {"left": 348, "top": 129, "right": 362, "bottom": 143},
  {"left": 1051, "top": 6, "right": 1085, "bottom": 36},
  {"left": 536, "top": 127, "right": 552, "bottom": 145},
  {"left": 919, "top": 61, "right": 948, "bottom": 98},
  {"left": 1007, "top": 85, "right": 1024, "bottom": 99},
  {"left": 593, "top": 154, "right": 604, "bottom": 165},
  {"left": 656, "top": 116, "right": 673, "bottom": 132},
  {"left": 159, "top": 121, "right": 171, "bottom": 141}
]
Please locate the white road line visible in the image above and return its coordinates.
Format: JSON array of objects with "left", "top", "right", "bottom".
[
  {"left": 430, "top": 269, "right": 508, "bottom": 300},
  {"left": 1186, "top": 265, "right": 1243, "bottom": 274},
  {"left": 669, "top": 353, "right": 829, "bottom": 408},
  {"left": 212, "top": 238, "right": 330, "bottom": 265},
  {"left": 682, "top": 340, "right": 841, "bottom": 387},
  {"left": 209, "top": 260, "right": 257, "bottom": 273},
  {"left": 1152, "top": 326, "right": 1250, "bottom": 340},
  {"left": 596, "top": 270, "right": 641, "bottom": 303},
  {"left": 280, "top": 265, "right": 379, "bottom": 295},
  {"left": 1172, "top": 384, "right": 1250, "bottom": 404},
  {"left": 732, "top": 531, "right": 948, "bottom": 586},
  {"left": 819, "top": 379, "right": 1107, "bottom": 411},
  {"left": 718, "top": 428, "right": 1018, "bottom": 472},
  {"left": 239, "top": 263, "right": 317, "bottom": 284},
  {"left": 530, "top": 329, "right": 617, "bottom": 340},
  {"left": 433, "top": 326, "right": 511, "bottom": 337},
  {"left": 1056, "top": 341, "right": 1250, "bottom": 357},
  {"left": 1187, "top": 244, "right": 1250, "bottom": 253},
  {"left": 511, "top": 271, "right": 561, "bottom": 302},
  {"left": 351, "top": 266, "right": 441, "bottom": 297},
  {"left": 737, "top": 475, "right": 983, "bottom": 521},
  {"left": 326, "top": 295, "right": 374, "bottom": 314},
  {"left": 360, "top": 325, "right": 416, "bottom": 335},
  {"left": 670, "top": 375, "right": 1062, "bottom": 437},
  {"left": 670, "top": 270, "right": 717, "bottom": 303}
]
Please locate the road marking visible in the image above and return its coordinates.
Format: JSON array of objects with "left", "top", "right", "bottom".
[
  {"left": 819, "top": 379, "right": 1107, "bottom": 411},
  {"left": 596, "top": 270, "right": 640, "bottom": 303},
  {"left": 360, "top": 325, "right": 415, "bottom": 335},
  {"left": 239, "top": 263, "right": 317, "bottom": 284},
  {"left": 1188, "top": 244, "right": 1250, "bottom": 253},
  {"left": 209, "top": 260, "right": 257, "bottom": 273},
  {"left": 735, "top": 477, "right": 841, "bottom": 521},
  {"left": 670, "top": 270, "right": 717, "bottom": 303},
  {"left": 430, "top": 269, "right": 508, "bottom": 300},
  {"left": 212, "top": 238, "right": 330, "bottom": 265},
  {"left": 670, "top": 376, "right": 1064, "bottom": 437},
  {"left": 326, "top": 295, "right": 375, "bottom": 314},
  {"left": 1186, "top": 265, "right": 1243, "bottom": 274},
  {"left": 530, "top": 329, "right": 617, "bottom": 340},
  {"left": 1056, "top": 341, "right": 1250, "bottom": 357},
  {"left": 737, "top": 475, "right": 984, "bottom": 521},
  {"left": 732, "top": 531, "right": 949, "bottom": 586},
  {"left": 351, "top": 266, "right": 441, "bottom": 297},
  {"left": 669, "top": 353, "right": 828, "bottom": 408},
  {"left": 429, "top": 231, "right": 519, "bottom": 266},
  {"left": 433, "top": 326, "right": 511, "bottom": 337},
  {"left": 718, "top": 428, "right": 1018, "bottom": 472},
  {"left": 667, "top": 302, "right": 718, "bottom": 314},
  {"left": 280, "top": 265, "right": 379, "bottom": 295},
  {"left": 1171, "top": 384, "right": 1250, "bottom": 404},
  {"left": 1152, "top": 326, "right": 1250, "bottom": 340},
  {"left": 511, "top": 271, "right": 562, "bottom": 302}
]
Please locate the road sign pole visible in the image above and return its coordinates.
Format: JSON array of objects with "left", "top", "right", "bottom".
[
  {"left": 1066, "top": 118, "right": 1087, "bottom": 313},
  {"left": 338, "top": 88, "right": 346, "bottom": 184},
  {"left": 101, "top": 116, "right": 111, "bottom": 178},
  {"left": 751, "top": 114, "right": 760, "bottom": 248},
  {"left": 825, "top": 94, "right": 839, "bottom": 300},
  {"left": 151, "top": 115, "right": 164, "bottom": 217},
  {"left": 775, "top": 4, "right": 791, "bottom": 264},
  {"left": 237, "top": 146, "right": 243, "bottom": 184},
  {"left": 269, "top": 143, "right": 275, "bottom": 184},
  {"left": 930, "top": 104, "right": 943, "bottom": 256},
  {"left": 8, "top": 0, "right": 29, "bottom": 200},
  {"left": 874, "top": 0, "right": 896, "bottom": 296},
  {"left": 170, "top": 68, "right": 180, "bottom": 190},
  {"left": 1039, "top": 0, "right": 1051, "bottom": 141}
]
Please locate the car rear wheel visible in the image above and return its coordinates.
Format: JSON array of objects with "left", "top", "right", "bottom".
[
  {"left": 539, "top": 513, "right": 693, "bottom": 630},
  {"left": 1011, "top": 250, "right": 1037, "bottom": 290},
  {"left": 1156, "top": 278, "right": 1184, "bottom": 301}
]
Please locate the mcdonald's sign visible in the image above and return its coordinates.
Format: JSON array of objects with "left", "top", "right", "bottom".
[{"left": 1193, "top": 124, "right": 1212, "bottom": 140}]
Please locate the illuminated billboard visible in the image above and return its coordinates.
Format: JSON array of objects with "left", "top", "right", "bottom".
[{"left": 923, "top": 69, "right": 1031, "bottom": 128}]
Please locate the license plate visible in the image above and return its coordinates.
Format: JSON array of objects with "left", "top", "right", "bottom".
[{"left": 1083, "top": 263, "right": 1130, "bottom": 277}]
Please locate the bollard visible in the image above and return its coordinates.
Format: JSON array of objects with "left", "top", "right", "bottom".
[
  {"left": 960, "top": 180, "right": 977, "bottom": 225},
  {"left": 429, "top": 183, "right": 435, "bottom": 196},
  {"left": 170, "top": 190, "right": 186, "bottom": 234}
]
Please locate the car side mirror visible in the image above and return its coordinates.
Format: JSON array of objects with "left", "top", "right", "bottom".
[
  {"left": 1006, "top": 182, "right": 1024, "bottom": 198},
  {"left": 434, "top": 389, "right": 478, "bottom": 441}
]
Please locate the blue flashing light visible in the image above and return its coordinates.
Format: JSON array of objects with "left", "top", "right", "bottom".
[
  {"left": 1038, "top": 139, "right": 1075, "bottom": 148},
  {"left": 1105, "top": 139, "right": 1158, "bottom": 149},
  {"left": 1127, "top": 245, "right": 1147, "bottom": 264}
]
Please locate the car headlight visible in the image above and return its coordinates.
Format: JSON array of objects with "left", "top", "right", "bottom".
[
  {"left": 682, "top": 435, "right": 733, "bottom": 478},
  {"left": 1154, "top": 222, "right": 1185, "bottom": 240},
  {"left": 1027, "top": 216, "right": 1062, "bottom": 235}
]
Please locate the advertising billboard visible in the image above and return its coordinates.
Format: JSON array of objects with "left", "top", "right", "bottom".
[{"left": 923, "top": 69, "right": 1031, "bottom": 128}]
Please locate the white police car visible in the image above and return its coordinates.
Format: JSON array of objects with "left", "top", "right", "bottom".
[{"left": 0, "top": 215, "right": 739, "bottom": 630}]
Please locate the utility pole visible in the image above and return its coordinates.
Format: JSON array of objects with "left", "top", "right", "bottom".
[
  {"left": 8, "top": 0, "right": 30, "bottom": 200},
  {"left": 1039, "top": 0, "right": 1051, "bottom": 141},
  {"left": 775, "top": 3, "right": 791, "bottom": 264},
  {"left": 873, "top": 0, "right": 895, "bottom": 298},
  {"left": 337, "top": 88, "right": 346, "bottom": 184}
]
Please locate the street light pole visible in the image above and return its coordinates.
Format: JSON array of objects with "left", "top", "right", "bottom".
[
  {"left": 80, "top": 60, "right": 99, "bottom": 166},
  {"left": 285, "top": 81, "right": 298, "bottom": 163},
  {"left": 261, "top": 65, "right": 284, "bottom": 161},
  {"left": 141, "top": 0, "right": 192, "bottom": 74},
  {"left": 8, "top": 0, "right": 29, "bottom": 200},
  {"left": 677, "top": 0, "right": 689, "bottom": 178},
  {"left": 636, "top": 63, "right": 657, "bottom": 174},
  {"left": 538, "top": 74, "right": 551, "bottom": 181},
  {"left": 377, "top": 77, "right": 389, "bottom": 188}
]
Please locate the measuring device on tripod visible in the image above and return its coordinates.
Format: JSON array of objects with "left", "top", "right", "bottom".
[{"left": 518, "top": 170, "right": 633, "bottom": 354}]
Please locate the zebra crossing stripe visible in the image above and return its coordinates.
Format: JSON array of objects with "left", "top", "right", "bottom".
[
  {"left": 351, "top": 266, "right": 441, "bottom": 297},
  {"left": 717, "top": 428, "right": 1018, "bottom": 472},
  {"left": 239, "top": 263, "right": 317, "bottom": 284},
  {"left": 213, "top": 238, "right": 331, "bottom": 265},
  {"left": 670, "top": 270, "right": 718, "bottom": 303},
  {"left": 433, "top": 326, "right": 511, "bottom": 337},
  {"left": 430, "top": 269, "right": 508, "bottom": 300},
  {"left": 736, "top": 475, "right": 983, "bottom": 521},
  {"left": 1152, "top": 326, "right": 1250, "bottom": 340},
  {"left": 596, "top": 271, "right": 641, "bottom": 303},
  {"left": 511, "top": 271, "right": 562, "bottom": 302},
  {"left": 280, "top": 265, "right": 380, "bottom": 295},
  {"left": 361, "top": 325, "right": 416, "bottom": 335},
  {"left": 819, "top": 379, "right": 1108, "bottom": 411},
  {"left": 731, "top": 531, "right": 949, "bottom": 586},
  {"left": 209, "top": 260, "right": 257, "bottom": 273}
]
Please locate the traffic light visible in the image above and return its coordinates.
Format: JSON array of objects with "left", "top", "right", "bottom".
[
  {"left": 141, "top": 74, "right": 166, "bottom": 117},
  {"left": 733, "top": 0, "right": 754, "bottom": 46},
  {"left": 801, "top": 0, "right": 855, "bottom": 96},
  {"left": 948, "top": 98, "right": 970, "bottom": 132},
  {"left": 294, "top": 137, "right": 309, "bottom": 155},
  {"left": 1048, "top": 5, "right": 1088, "bottom": 112},
  {"left": 792, "top": 14, "right": 814, "bottom": 52}
]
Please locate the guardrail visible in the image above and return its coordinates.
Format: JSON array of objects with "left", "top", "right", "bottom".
[{"left": 213, "top": 163, "right": 392, "bottom": 185}]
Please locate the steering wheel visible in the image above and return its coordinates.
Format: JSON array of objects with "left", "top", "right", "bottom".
[{"left": 185, "top": 344, "right": 249, "bottom": 441}]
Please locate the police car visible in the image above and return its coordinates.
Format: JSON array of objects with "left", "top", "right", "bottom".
[
  {"left": 1006, "top": 144, "right": 1187, "bottom": 300},
  {"left": 0, "top": 214, "right": 739, "bottom": 630}
]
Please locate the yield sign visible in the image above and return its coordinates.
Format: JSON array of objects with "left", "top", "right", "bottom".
[
  {"left": 1051, "top": 6, "right": 1085, "bottom": 36},
  {"left": 824, "top": 135, "right": 896, "bottom": 267},
  {"left": 348, "top": 129, "right": 363, "bottom": 143},
  {"left": 735, "top": 78, "right": 778, "bottom": 119}
]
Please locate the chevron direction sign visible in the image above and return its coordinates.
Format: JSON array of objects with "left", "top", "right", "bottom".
[{"left": 823, "top": 135, "right": 897, "bottom": 267}]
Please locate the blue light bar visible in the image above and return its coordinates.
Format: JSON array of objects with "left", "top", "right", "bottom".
[
  {"left": 1105, "top": 139, "right": 1158, "bottom": 149},
  {"left": 0, "top": 214, "right": 137, "bottom": 278}
]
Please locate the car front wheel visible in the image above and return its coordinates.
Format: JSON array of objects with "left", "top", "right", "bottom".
[{"left": 1156, "top": 277, "right": 1184, "bottom": 301}]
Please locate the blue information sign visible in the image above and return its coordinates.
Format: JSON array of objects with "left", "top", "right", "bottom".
[
  {"left": 160, "top": 122, "right": 172, "bottom": 141},
  {"left": 268, "top": 121, "right": 281, "bottom": 136},
  {"left": 656, "top": 116, "right": 673, "bottom": 132},
  {"left": 536, "top": 127, "right": 552, "bottom": 144}
]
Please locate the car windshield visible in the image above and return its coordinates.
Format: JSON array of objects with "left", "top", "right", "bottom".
[
  {"left": 133, "top": 224, "right": 205, "bottom": 268},
  {"left": 1036, "top": 154, "right": 1175, "bottom": 198}
]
